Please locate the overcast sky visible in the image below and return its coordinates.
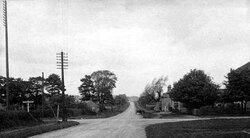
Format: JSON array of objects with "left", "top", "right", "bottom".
[{"left": 1, "top": 0, "right": 250, "bottom": 96}]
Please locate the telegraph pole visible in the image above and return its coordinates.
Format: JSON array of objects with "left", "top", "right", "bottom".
[
  {"left": 41, "top": 72, "right": 45, "bottom": 118},
  {"left": 56, "top": 51, "right": 68, "bottom": 122},
  {"left": 3, "top": 0, "right": 10, "bottom": 110}
]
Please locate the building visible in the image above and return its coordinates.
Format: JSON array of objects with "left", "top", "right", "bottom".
[
  {"left": 161, "top": 92, "right": 187, "bottom": 113},
  {"left": 161, "top": 93, "right": 172, "bottom": 111},
  {"left": 236, "top": 61, "right": 250, "bottom": 73}
]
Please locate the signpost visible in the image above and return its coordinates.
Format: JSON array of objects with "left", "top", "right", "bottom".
[{"left": 23, "top": 101, "right": 34, "bottom": 112}]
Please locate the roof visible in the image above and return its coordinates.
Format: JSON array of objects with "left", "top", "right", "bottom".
[{"left": 236, "top": 61, "right": 250, "bottom": 73}]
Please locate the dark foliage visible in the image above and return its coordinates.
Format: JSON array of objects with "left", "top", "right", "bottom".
[
  {"left": 45, "top": 74, "right": 62, "bottom": 95},
  {"left": 91, "top": 70, "right": 117, "bottom": 106},
  {"left": 222, "top": 69, "right": 250, "bottom": 112},
  {"left": 78, "top": 75, "right": 96, "bottom": 101},
  {"left": 169, "top": 69, "right": 219, "bottom": 108},
  {"left": 196, "top": 106, "right": 250, "bottom": 116},
  {"left": 0, "top": 110, "right": 36, "bottom": 130}
]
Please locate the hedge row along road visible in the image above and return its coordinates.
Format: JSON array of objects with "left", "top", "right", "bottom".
[{"left": 30, "top": 102, "right": 205, "bottom": 138}]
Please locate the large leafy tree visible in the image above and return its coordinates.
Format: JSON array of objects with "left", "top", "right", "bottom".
[
  {"left": 139, "top": 76, "right": 168, "bottom": 107},
  {"left": 223, "top": 69, "right": 250, "bottom": 111},
  {"left": 91, "top": 70, "right": 117, "bottom": 107},
  {"left": 169, "top": 69, "right": 219, "bottom": 108},
  {"left": 78, "top": 75, "right": 96, "bottom": 101},
  {"left": 45, "top": 74, "right": 62, "bottom": 95}
]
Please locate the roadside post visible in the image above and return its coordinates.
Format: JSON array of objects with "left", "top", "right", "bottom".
[{"left": 23, "top": 101, "right": 34, "bottom": 112}]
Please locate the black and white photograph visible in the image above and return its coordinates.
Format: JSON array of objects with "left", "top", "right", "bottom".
[{"left": 1, "top": 0, "right": 250, "bottom": 137}]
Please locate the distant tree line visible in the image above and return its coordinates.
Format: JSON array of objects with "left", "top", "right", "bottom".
[
  {"left": 0, "top": 74, "right": 76, "bottom": 110},
  {"left": 139, "top": 68, "right": 250, "bottom": 112}
]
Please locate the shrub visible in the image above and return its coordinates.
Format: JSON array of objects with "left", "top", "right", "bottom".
[
  {"left": 0, "top": 110, "right": 35, "bottom": 130},
  {"left": 66, "top": 108, "right": 82, "bottom": 117},
  {"left": 30, "top": 108, "right": 83, "bottom": 118},
  {"left": 77, "top": 102, "right": 97, "bottom": 115},
  {"left": 196, "top": 106, "right": 245, "bottom": 116},
  {"left": 30, "top": 109, "right": 55, "bottom": 118}
]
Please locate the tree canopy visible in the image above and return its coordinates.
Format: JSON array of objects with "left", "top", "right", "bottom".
[
  {"left": 0, "top": 73, "right": 69, "bottom": 110},
  {"left": 169, "top": 69, "right": 219, "bottom": 108},
  {"left": 222, "top": 69, "right": 250, "bottom": 111},
  {"left": 78, "top": 75, "right": 96, "bottom": 101},
  {"left": 79, "top": 70, "right": 117, "bottom": 109},
  {"left": 45, "top": 74, "right": 62, "bottom": 95},
  {"left": 91, "top": 70, "right": 117, "bottom": 105},
  {"left": 114, "top": 94, "right": 128, "bottom": 106},
  {"left": 139, "top": 76, "right": 168, "bottom": 107}
]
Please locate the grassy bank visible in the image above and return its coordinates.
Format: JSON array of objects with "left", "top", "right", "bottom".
[
  {"left": 0, "top": 121, "right": 79, "bottom": 138},
  {"left": 146, "top": 118, "right": 250, "bottom": 138}
]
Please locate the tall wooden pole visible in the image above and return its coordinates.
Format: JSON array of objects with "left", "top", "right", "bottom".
[
  {"left": 60, "top": 52, "right": 66, "bottom": 122},
  {"left": 3, "top": 0, "right": 10, "bottom": 110},
  {"left": 42, "top": 72, "right": 44, "bottom": 118},
  {"left": 56, "top": 51, "right": 68, "bottom": 122}
]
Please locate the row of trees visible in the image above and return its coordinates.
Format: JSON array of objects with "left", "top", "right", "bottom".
[
  {"left": 0, "top": 74, "right": 74, "bottom": 110},
  {"left": 139, "top": 68, "right": 250, "bottom": 112},
  {"left": 169, "top": 69, "right": 250, "bottom": 111}
]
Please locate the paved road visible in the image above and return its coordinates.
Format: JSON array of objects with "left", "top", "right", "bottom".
[{"left": 30, "top": 102, "right": 202, "bottom": 138}]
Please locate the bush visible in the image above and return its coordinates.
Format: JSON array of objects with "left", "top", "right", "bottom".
[
  {"left": 30, "top": 108, "right": 83, "bottom": 118},
  {"left": 30, "top": 109, "right": 55, "bottom": 118},
  {"left": 0, "top": 110, "right": 36, "bottom": 130},
  {"left": 196, "top": 106, "right": 246, "bottom": 116},
  {"left": 77, "top": 103, "right": 97, "bottom": 115},
  {"left": 66, "top": 108, "right": 82, "bottom": 117}
]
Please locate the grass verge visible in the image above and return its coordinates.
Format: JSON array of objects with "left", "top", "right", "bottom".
[
  {"left": 0, "top": 121, "right": 79, "bottom": 138},
  {"left": 146, "top": 118, "right": 250, "bottom": 138}
]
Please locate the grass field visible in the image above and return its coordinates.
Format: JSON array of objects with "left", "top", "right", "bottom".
[{"left": 146, "top": 118, "right": 250, "bottom": 138}]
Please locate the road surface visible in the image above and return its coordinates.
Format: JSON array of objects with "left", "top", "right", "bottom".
[{"left": 30, "top": 102, "right": 201, "bottom": 138}]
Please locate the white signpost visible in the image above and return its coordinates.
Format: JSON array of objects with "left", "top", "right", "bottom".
[{"left": 23, "top": 101, "right": 34, "bottom": 112}]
